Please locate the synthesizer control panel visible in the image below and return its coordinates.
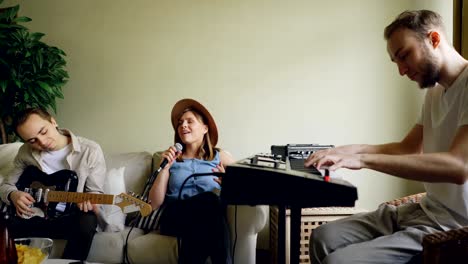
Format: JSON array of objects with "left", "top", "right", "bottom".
[{"left": 222, "top": 152, "right": 358, "bottom": 207}]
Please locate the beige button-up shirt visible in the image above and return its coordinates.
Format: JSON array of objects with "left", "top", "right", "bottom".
[{"left": 0, "top": 129, "right": 106, "bottom": 205}]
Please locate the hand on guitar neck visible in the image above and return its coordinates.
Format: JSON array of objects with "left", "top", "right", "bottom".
[{"left": 77, "top": 200, "right": 99, "bottom": 214}]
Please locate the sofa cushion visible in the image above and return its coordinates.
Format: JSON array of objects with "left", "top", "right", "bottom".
[
  {"left": 105, "top": 152, "right": 153, "bottom": 195},
  {"left": 152, "top": 151, "right": 163, "bottom": 171},
  {"left": 127, "top": 231, "right": 178, "bottom": 264},
  {"left": 0, "top": 142, "right": 23, "bottom": 183},
  {"left": 124, "top": 152, "right": 164, "bottom": 233},
  {"left": 101, "top": 166, "right": 126, "bottom": 232},
  {"left": 87, "top": 226, "right": 145, "bottom": 263},
  {"left": 0, "top": 143, "right": 23, "bottom": 213}
]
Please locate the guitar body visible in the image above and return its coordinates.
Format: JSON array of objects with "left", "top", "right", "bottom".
[{"left": 16, "top": 166, "right": 79, "bottom": 219}]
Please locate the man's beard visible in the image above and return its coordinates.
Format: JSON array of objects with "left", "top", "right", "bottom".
[{"left": 419, "top": 49, "right": 440, "bottom": 89}]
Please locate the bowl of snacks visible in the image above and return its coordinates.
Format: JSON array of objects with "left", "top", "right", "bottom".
[{"left": 14, "top": 237, "right": 53, "bottom": 264}]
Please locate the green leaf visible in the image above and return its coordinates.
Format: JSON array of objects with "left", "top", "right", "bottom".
[
  {"left": 0, "top": 80, "right": 7, "bottom": 93},
  {"left": 4, "top": 5, "right": 20, "bottom": 21},
  {"left": 14, "top": 80, "right": 21, "bottom": 88},
  {"left": 50, "top": 100, "right": 57, "bottom": 113},
  {"left": 30, "top": 32, "right": 44, "bottom": 41},
  {"left": 35, "top": 52, "right": 43, "bottom": 69},
  {"left": 35, "top": 89, "right": 49, "bottom": 102},
  {"left": 52, "top": 86, "right": 64, "bottom": 98},
  {"left": 0, "top": 57, "right": 8, "bottom": 67},
  {"left": 13, "top": 16, "right": 32, "bottom": 23},
  {"left": 9, "top": 24, "right": 27, "bottom": 30},
  {"left": 56, "top": 91, "right": 64, "bottom": 99},
  {"left": 29, "top": 91, "right": 39, "bottom": 103},
  {"left": 56, "top": 69, "right": 68, "bottom": 78},
  {"left": 37, "top": 81, "right": 52, "bottom": 93}
]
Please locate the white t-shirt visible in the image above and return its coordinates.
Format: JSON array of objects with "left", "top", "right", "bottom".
[
  {"left": 40, "top": 144, "right": 72, "bottom": 174},
  {"left": 419, "top": 66, "right": 468, "bottom": 230}
]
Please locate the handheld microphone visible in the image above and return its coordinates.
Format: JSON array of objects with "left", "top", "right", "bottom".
[{"left": 157, "top": 143, "right": 183, "bottom": 173}]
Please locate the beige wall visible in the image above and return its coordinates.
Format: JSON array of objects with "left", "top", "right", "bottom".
[{"left": 4, "top": 0, "right": 452, "bottom": 211}]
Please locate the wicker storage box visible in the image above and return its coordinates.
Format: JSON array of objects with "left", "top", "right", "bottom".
[{"left": 270, "top": 206, "right": 365, "bottom": 264}]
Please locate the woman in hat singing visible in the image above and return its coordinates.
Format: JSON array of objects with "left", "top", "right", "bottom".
[{"left": 149, "top": 98, "right": 235, "bottom": 264}]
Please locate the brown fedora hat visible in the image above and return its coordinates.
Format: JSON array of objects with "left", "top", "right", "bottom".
[{"left": 171, "top": 98, "right": 218, "bottom": 146}]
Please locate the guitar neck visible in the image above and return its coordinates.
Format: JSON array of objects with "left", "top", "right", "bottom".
[{"left": 47, "top": 191, "right": 115, "bottom": 204}]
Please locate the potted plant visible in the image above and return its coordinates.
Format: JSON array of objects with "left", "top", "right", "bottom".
[{"left": 0, "top": 0, "right": 68, "bottom": 143}]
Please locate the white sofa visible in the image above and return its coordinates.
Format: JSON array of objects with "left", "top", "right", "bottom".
[{"left": 0, "top": 143, "right": 268, "bottom": 264}]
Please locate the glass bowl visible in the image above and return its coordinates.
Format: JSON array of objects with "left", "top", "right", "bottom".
[{"left": 14, "top": 237, "right": 53, "bottom": 264}]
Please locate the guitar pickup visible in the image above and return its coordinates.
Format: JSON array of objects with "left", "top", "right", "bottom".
[
  {"left": 44, "top": 189, "right": 50, "bottom": 203},
  {"left": 35, "top": 188, "right": 43, "bottom": 203},
  {"left": 55, "top": 202, "right": 66, "bottom": 213}
]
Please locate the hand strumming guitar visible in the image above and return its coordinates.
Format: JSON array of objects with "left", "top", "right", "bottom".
[{"left": 9, "top": 190, "right": 35, "bottom": 217}]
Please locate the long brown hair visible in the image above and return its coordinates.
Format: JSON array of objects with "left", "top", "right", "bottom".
[{"left": 174, "top": 108, "right": 219, "bottom": 161}]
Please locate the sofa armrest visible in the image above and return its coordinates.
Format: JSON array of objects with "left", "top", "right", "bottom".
[
  {"left": 383, "top": 192, "right": 426, "bottom": 206},
  {"left": 227, "top": 205, "right": 268, "bottom": 264},
  {"left": 382, "top": 192, "right": 468, "bottom": 264},
  {"left": 422, "top": 226, "right": 468, "bottom": 264}
]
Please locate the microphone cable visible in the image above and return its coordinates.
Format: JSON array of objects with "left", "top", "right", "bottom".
[
  {"left": 123, "top": 211, "right": 138, "bottom": 264},
  {"left": 124, "top": 146, "right": 183, "bottom": 263},
  {"left": 123, "top": 165, "right": 165, "bottom": 264}
]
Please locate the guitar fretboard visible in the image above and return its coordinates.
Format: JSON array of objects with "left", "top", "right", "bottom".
[{"left": 47, "top": 191, "right": 114, "bottom": 204}]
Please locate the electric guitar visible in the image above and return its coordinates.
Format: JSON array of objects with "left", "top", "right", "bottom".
[{"left": 13, "top": 166, "right": 152, "bottom": 219}]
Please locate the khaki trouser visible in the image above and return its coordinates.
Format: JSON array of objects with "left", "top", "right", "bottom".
[{"left": 310, "top": 203, "right": 443, "bottom": 264}]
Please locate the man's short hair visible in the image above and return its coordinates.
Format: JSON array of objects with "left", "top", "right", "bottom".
[
  {"left": 13, "top": 108, "right": 53, "bottom": 133},
  {"left": 384, "top": 10, "right": 445, "bottom": 40}
]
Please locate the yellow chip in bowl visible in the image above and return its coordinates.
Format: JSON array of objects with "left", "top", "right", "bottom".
[{"left": 15, "top": 244, "right": 47, "bottom": 264}]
